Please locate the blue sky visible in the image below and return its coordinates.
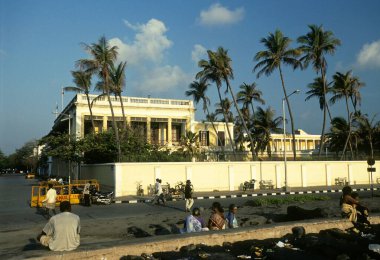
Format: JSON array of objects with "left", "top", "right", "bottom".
[{"left": 1, "top": 0, "right": 380, "bottom": 155}]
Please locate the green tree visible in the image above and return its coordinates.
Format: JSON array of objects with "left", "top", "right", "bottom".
[
  {"left": 64, "top": 70, "right": 95, "bottom": 132},
  {"left": 254, "top": 29, "right": 301, "bottom": 160},
  {"left": 237, "top": 82, "right": 265, "bottom": 120},
  {"left": 110, "top": 61, "right": 128, "bottom": 131},
  {"left": 330, "top": 71, "right": 364, "bottom": 159},
  {"left": 297, "top": 24, "right": 341, "bottom": 156},
  {"left": 305, "top": 77, "right": 332, "bottom": 120},
  {"left": 197, "top": 47, "right": 257, "bottom": 160},
  {"left": 78, "top": 36, "right": 121, "bottom": 161},
  {"left": 180, "top": 131, "right": 200, "bottom": 161},
  {"left": 186, "top": 80, "right": 221, "bottom": 147},
  {"left": 354, "top": 114, "right": 379, "bottom": 158},
  {"left": 253, "top": 106, "right": 282, "bottom": 157},
  {"left": 326, "top": 117, "right": 350, "bottom": 156}
]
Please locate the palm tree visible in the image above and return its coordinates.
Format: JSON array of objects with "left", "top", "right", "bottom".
[
  {"left": 254, "top": 29, "right": 301, "bottom": 160},
  {"left": 185, "top": 80, "right": 222, "bottom": 148},
  {"left": 326, "top": 117, "right": 350, "bottom": 157},
  {"left": 237, "top": 82, "right": 265, "bottom": 121},
  {"left": 330, "top": 71, "right": 364, "bottom": 159},
  {"left": 197, "top": 47, "right": 257, "bottom": 160},
  {"left": 297, "top": 24, "right": 341, "bottom": 156},
  {"left": 110, "top": 61, "right": 127, "bottom": 131},
  {"left": 215, "top": 98, "right": 234, "bottom": 124},
  {"left": 253, "top": 106, "right": 282, "bottom": 157},
  {"left": 77, "top": 36, "right": 121, "bottom": 161},
  {"left": 64, "top": 70, "right": 95, "bottom": 132},
  {"left": 305, "top": 77, "right": 332, "bottom": 120},
  {"left": 355, "top": 114, "right": 379, "bottom": 158}
]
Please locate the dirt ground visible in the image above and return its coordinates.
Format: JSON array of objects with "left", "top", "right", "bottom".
[{"left": 2, "top": 195, "right": 380, "bottom": 259}]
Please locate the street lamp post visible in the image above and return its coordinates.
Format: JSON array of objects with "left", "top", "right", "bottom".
[{"left": 283, "top": 89, "right": 300, "bottom": 192}]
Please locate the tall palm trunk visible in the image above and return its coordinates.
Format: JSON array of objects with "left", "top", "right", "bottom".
[
  {"left": 225, "top": 77, "right": 257, "bottom": 161},
  {"left": 318, "top": 69, "right": 328, "bottom": 157},
  {"left": 216, "top": 87, "right": 236, "bottom": 156},
  {"left": 205, "top": 106, "right": 224, "bottom": 154},
  {"left": 340, "top": 96, "right": 353, "bottom": 160},
  {"left": 118, "top": 94, "right": 127, "bottom": 131},
  {"left": 85, "top": 93, "right": 96, "bottom": 132},
  {"left": 104, "top": 72, "right": 121, "bottom": 162},
  {"left": 279, "top": 66, "right": 297, "bottom": 160}
]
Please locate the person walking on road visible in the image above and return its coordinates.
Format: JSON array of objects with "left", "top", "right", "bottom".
[
  {"left": 154, "top": 178, "right": 165, "bottom": 205},
  {"left": 184, "top": 180, "right": 194, "bottom": 212},
  {"left": 83, "top": 181, "right": 91, "bottom": 206},
  {"left": 42, "top": 183, "right": 57, "bottom": 218},
  {"left": 37, "top": 201, "right": 81, "bottom": 251}
]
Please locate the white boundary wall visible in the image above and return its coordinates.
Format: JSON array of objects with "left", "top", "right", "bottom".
[{"left": 80, "top": 161, "right": 379, "bottom": 197}]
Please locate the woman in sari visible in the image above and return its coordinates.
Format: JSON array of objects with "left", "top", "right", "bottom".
[{"left": 208, "top": 202, "right": 226, "bottom": 230}]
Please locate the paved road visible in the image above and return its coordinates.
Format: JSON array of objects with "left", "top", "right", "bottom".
[{"left": 0, "top": 174, "right": 377, "bottom": 231}]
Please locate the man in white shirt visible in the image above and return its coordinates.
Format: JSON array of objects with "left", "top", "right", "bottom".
[
  {"left": 38, "top": 201, "right": 81, "bottom": 251},
  {"left": 42, "top": 183, "right": 57, "bottom": 218},
  {"left": 83, "top": 181, "right": 91, "bottom": 206}
]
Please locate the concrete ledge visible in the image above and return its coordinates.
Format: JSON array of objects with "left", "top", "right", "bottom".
[{"left": 30, "top": 216, "right": 380, "bottom": 260}]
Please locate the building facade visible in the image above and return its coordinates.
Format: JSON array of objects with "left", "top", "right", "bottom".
[{"left": 53, "top": 94, "right": 234, "bottom": 152}]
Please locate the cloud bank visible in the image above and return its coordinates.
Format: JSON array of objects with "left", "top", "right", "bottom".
[
  {"left": 191, "top": 44, "right": 207, "bottom": 64},
  {"left": 109, "top": 19, "right": 189, "bottom": 94},
  {"left": 199, "top": 3, "right": 244, "bottom": 26},
  {"left": 356, "top": 39, "right": 380, "bottom": 68}
]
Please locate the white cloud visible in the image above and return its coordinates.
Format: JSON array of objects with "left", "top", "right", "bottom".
[
  {"left": 356, "top": 40, "right": 380, "bottom": 68},
  {"left": 108, "top": 19, "right": 193, "bottom": 94},
  {"left": 109, "top": 18, "right": 172, "bottom": 65},
  {"left": 199, "top": 3, "right": 244, "bottom": 26},
  {"left": 191, "top": 44, "right": 207, "bottom": 64},
  {"left": 138, "top": 65, "right": 190, "bottom": 93}
]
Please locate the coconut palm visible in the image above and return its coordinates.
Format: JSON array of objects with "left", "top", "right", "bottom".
[
  {"left": 297, "top": 24, "right": 341, "bottom": 156},
  {"left": 186, "top": 80, "right": 222, "bottom": 148},
  {"left": 254, "top": 29, "right": 301, "bottom": 160},
  {"left": 305, "top": 77, "right": 332, "bottom": 120},
  {"left": 64, "top": 70, "right": 95, "bottom": 132},
  {"left": 237, "top": 82, "right": 265, "bottom": 121},
  {"left": 110, "top": 61, "right": 127, "bottom": 131},
  {"left": 197, "top": 47, "right": 257, "bottom": 160},
  {"left": 326, "top": 117, "right": 350, "bottom": 157},
  {"left": 355, "top": 114, "right": 379, "bottom": 158},
  {"left": 330, "top": 71, "right": 364, "bottom": 159},
  {"left": 77, "top": 36, "right": 121, "bottom": 161},
  {"left": 253, "top": 106, "right": 282, "bottom": 157},
  {"left": 215, "top": 98, "right": 234, "bottom": 123}
]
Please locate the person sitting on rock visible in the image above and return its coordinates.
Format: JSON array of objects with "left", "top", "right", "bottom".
[
  {"left": 208, "top": 202, "right": 226, "bottom": 230},
  {"left": 351, "top": 192, "right": 370, "bottom": 225},
  {"left": 340, "top": 186, "right": 359, "bottom": 223},
  {"left": 226, "top": 204, "right": 239, "bottom": 228},
  {"left": 182, "top": 207, "right": 208, "bottom": 233}
]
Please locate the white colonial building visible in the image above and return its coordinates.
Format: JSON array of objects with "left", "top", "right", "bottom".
[{"left": 53, "top": 94, "right": 234, "bottom": 152}]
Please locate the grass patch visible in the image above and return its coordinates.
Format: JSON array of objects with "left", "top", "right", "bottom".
[{"left": 244, "top": 195, "right": 331, "bottom": 207}]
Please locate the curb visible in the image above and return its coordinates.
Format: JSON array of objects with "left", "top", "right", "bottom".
[{"left": 114, "top": 187, "right": 379, "bottom": 204}]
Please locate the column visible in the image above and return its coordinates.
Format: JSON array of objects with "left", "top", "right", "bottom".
[
  {"left": 147, "top": 117, "right": 151, "bottom": 143},
  {"left": 126, "top": 116, "right": 131, "bottom": 127},
  {"left": 168, "top": 118, "right": 172, "bottom": 146},
  {"left": 102, "top": 116, "right": 107, "bottom": 132}
]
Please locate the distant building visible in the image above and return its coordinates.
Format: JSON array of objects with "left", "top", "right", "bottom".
[
  {"left": 50, "top": 94, "right": 321, "bottom": 172},
  {"left": 52, "top": 94, "right": 234, "bottom": 153}
]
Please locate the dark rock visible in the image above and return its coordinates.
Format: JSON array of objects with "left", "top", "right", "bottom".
[{"left": 287, "top": 206, "right": 327, "bottom": 221}]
